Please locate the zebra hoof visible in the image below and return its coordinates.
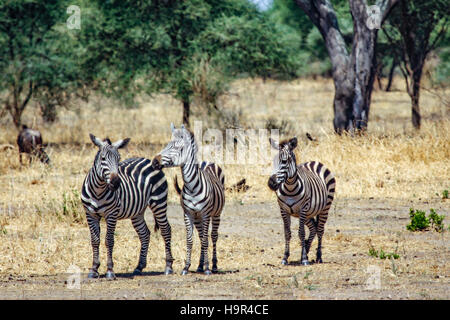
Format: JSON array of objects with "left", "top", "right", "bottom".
[
  {"left": 132, "top": 269, "right": 142, "bottom": 276},
  {"left": 196, "top": 267, "right": 204, "bottom": 273},
  {"left": 316, "top": 258, "right": 323, "bottom": 264},
  {"left": 87, "top": 271, "right": 99, "bottom": 279},
  {"left": 204, "top": 269, "right": 212, "bottom": 275},
  {"left": 301, "top": 260, "right": 310, "bottom": 266},
  {"left": 105, "top": 270, "right": 116, "bottom": 280},
  {"left": 181, "top": 269, "right": 189, "bottom": 276},
  {"left": 281, "top": 259, "right": 288, "bottom": 266},
  {"left": 212, "top": 267, "right": 218, "bottom": 274},
  {"left": 164, "top": 267, "right": 173, "bottom": 275}
]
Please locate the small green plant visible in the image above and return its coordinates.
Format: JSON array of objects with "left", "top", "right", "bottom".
[
  {"left": 428, "top": 208, "right": 445, "bottom": 232},
  {"left": 442, "top": 189, "right": 449, "bottom": 199},
  {"left": 406, "top": 208, "right": 430, "bottom": 231},
  {"left": 407, "top": 208, "right": 445, "bottom": 232},
  {"left": 304, "top": 284, "right": 316, "bottom": 291},
  {"left": 368, "top": 242, "right": 400, "bottom": 260}
]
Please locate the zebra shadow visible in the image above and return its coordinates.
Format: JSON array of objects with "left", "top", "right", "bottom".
[{"left": 114, "top": 271, "right": 166, "bottom": 279}]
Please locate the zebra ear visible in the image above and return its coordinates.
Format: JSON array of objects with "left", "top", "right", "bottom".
[
  {"left": 90, "top": 133, "right": 104, "bottom": 148},
  {"left": 112, "top": 138, "right": 130, "bottom": 149},
  {"left": 170, "top": 123, "right": 175, "bottom": 132},
  {"left": 289, "top": 137, "right": 298, "bottom": 150},
  {"left": 269, "top": 138, "right": 279, "bottom": 150}
]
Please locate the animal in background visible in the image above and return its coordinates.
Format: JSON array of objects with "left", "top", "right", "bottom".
[{"left": 16, "top": 125, "right": 50, "bottom": 165}]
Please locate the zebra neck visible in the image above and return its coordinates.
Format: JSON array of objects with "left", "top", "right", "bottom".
[
  {"left": 88, "top": 167, "right": 109, "bottom": 197},
  {"left": 283, "top": 172, "right": 301, "bottom": 192},
  {"left": 180, "top": 162, "right": 201, "bottom": 194}
]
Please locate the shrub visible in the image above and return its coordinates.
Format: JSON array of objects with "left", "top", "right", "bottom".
[
  {"left": 428, "top": 209, "right": 445, "bottom": 232},
  {"left": 406, "top": 208, "right": 430, "bottom": 231},
  {"left": 407, "top": 208, "right": 446, "bottom": 232}
]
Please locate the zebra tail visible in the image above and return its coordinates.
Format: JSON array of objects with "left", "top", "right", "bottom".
[{"left": 174, "top": 175, "right": 182, "bottom": 195}]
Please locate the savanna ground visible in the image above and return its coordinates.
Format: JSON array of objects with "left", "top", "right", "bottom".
[{"left": 0, "top": 78, "right": 449, "bottom": 300}]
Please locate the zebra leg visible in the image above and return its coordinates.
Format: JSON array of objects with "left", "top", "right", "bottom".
[
  {"left": 200, "top": 215, "right": 212, "bottom": 275},
  {"left": 194, "top": 218, "right": 205, "bottom": 273},
  {"left": 211, "top": 215, "right": 221, "bottom": 273},
  {"left": 299, "top": 214, "right": 310, "bottom": 265},
  {"left": 131, "top": 215, "right": 150, "bottom": 276},
  {"left": 150, "top": 202, "right": 174, "bottom": 275},
  {"left": 182, "top": 212, "right": 194, "bottom": 275},
  {"left": 87, "top": 214, "right": 101, "bottom": 278},
  {"left": 305, "top": 218, "right": 317, "bottom": 256},
  {"left": 105, "top": 217, "right": 118, "bottom": 279},
  {"left": 280, "top": 210, "right": 291, "bottom": 265},
  {"left": 315, "top": 212, "right": 329, "bottom": 263}
]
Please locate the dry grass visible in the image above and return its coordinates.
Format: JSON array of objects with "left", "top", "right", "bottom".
[{"left": 0, "top": 77, "right": 448, "bottom": 299}]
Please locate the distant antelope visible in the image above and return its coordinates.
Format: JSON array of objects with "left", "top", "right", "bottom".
[{"left": 17, "top": 125, "right": 50, "bottom": 165}]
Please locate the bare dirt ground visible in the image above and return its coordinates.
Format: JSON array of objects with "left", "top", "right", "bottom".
[{"left": 0, "top": 198, "right": 448, "bottom": 300}]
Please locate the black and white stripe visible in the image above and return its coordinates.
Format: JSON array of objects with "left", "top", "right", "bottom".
[
  {"left": 152, "top": 124, "right": 225, "bottom": 275},
  {"left": 268, "top": 137, "right": 336, "bottom": 265},
  {"left": 81, "top": 134, "right": 173, "bottom": 279}
]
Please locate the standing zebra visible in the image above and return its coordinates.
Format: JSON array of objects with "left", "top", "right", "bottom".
[
  {"left": 152, "top": 124, "right": 225, "bottom": 275},
  {"left": 81, "top": 134, "right": 174, "bottom": 279},
  {"left": 268, "top": 137, "right": 335, "bottom": 266}
]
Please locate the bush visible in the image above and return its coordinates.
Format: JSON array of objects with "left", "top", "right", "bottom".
[
  {"left": 428, "top": 208, "right": 445, "bottom": 232},
  {"left": 407, "top": 208, "right": 445, "bottom": 232},
  {"left": 406, "top": 208, "right": 430, "bottom": 231}
]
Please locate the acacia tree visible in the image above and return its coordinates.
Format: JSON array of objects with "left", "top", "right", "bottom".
[
  {"left": 294, "top": 0, "right": 399, "bottom": 133},
  {"left": 383, "top": 0, "right": 449, "bottom": 129},
  {"left": 87, "top": 0, "right": 297, "bottom": 128},
  {"left": 0, "top": 0, "right": 90, "bottom": 127}
]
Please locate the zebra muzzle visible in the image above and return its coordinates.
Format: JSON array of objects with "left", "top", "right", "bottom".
[
  {"left": 152, "top": 155, "right": 163, "bottom": 170},
  {"left": 268, "top": 175, "right": 279, "bottom": 191},
  {"left": 108, "top": 174, "right": 120, "bottom": 191}
]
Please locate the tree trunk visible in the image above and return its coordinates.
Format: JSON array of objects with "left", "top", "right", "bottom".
[
  {"left": 182, "top": 100, "right": 190, "bottom": 128},
  {"left": 295, "top": 0, "right": 399, "bottom": 134},
  {"left": 410, "top": 69, "right": 422, "bottom": 129},
  {"left": 385, "top": 57, "right": 396, "bottom": 92}
]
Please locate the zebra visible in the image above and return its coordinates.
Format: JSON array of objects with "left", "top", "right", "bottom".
[
  {"left": 268, "top": 136, "right": 335, "bottom": 266},
  {"left": 81, "top": 134, "right": 174, "bottom": 279},
  {"left": 152, "top": 124, "right": 225, "bottom": 275}
]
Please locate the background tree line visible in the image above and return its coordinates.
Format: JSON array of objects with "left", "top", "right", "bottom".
[{"left": 0, "top": 0, "right": 448, "bottom": 133}]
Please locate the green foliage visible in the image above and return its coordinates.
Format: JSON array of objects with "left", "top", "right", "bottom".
[
  {"left": 442, "top": 189, "right": 449, "bottom": 199},
  {"left": 428, "top": 208, "right": 445, "bottom": 232},
  {"left": 85, "top": 0, "right": 299, "bottom": 116},
  {"left": 0, "top": 0, "right": 95, "bottom": 125},
  {"left": 368, "top": 245, "right": 400, "bottom": 260},
  {"left": 267, "top": 0, "right": 352, "bottom": 77},
  {"left": 407, "top": 208, "right": 445, "bottom": 232},
  {"left": 407, "top": 208, "right": 430, "bottom": 231}
]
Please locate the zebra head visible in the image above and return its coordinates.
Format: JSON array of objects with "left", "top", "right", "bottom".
[
  {"left": 89, "top": 133, "right": 130, "bottom": 191},
  {"left": 268, "top": 137, "right": 298, "bottom": 191},
  {"left": 152, "top": 123, "right": 197, "bottom": 170}
]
